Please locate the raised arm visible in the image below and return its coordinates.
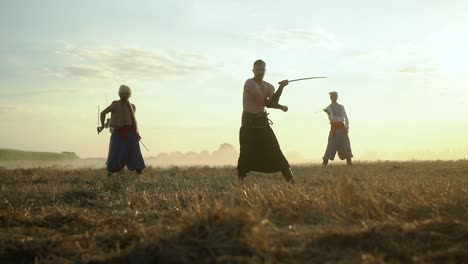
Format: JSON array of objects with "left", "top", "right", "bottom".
[
  {"left": 270, "top": 80, "right": 288, "bottom": 104},
  {"left": 265, "top": 80, "right": 288, "bottom": 111}
]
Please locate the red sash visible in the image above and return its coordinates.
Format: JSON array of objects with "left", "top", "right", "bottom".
[
  {"left": 119, "top": 126, "right": 141, "bottom": 141},
  {"left": 330, "top": 122, "right": 346, "bottom": 136}
]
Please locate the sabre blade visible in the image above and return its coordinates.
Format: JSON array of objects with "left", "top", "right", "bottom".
[
  {"left": 140, "top": 141, "right": 150, "bottom": 152},
  {"left": 97, "top": 105, "right": 100, "bottom": 134},
  {"left": 287, "top": 77, "right": 327, "bottom": 83}
]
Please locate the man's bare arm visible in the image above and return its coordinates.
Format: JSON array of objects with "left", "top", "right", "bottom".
[
  {"left": 265, "top": 80, "right": 288, "bottom": 111},
  {"left": 270, "top": 80, "right": 288, "bottom": 104},
  {"left": 99, "top": 103, "right": 113, "bottom": 128}
]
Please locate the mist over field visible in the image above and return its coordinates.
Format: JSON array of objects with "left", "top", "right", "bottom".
[
  {"left": 0, "top": 143, "right": 240, "bottom": 169},
  {"left": 2, "top": 144, "right": 467, "bottom": 171}
]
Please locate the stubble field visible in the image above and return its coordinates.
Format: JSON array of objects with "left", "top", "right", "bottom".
[{"left": 0, "top": 161, "right": 467, "bottom": 263}]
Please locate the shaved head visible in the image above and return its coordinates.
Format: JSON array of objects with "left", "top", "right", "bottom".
[
  {"left": 252, "top": 59, "right": 266, "bottom": 80},
  {"left": 253, "top": 59, "right": 266, "bottom": 67}
]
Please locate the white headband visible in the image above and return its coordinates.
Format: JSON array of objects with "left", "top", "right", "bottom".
[{"left": 119, "top": 85, "right": 132, "bottom": 95}]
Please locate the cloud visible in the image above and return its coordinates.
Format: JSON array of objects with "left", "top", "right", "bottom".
[
  {"left": 335, "top": 40, "right": 448, "bottom": 79},
  {"left": 0, "top": 105, "right": 21, "bottom": 114},
  {"left": 0, "top": 87, "right": 80, "bottom": 97},
  {"left": 361, "top": 43, "right": 437, "bottom": 67},
  {"left": 331, "top": 33, "right": 468, "bottom": 103},
  {"left": 339, "top": 30, "right": 468, "bottom": 76},
  {"left": 62, "top": 66, "right": 104, "bottom": 78},
  {"left": 398, "top": 66, "right": 438, "bottom": 74},
  {"left": 338, "top": 50, "right": 371, "bottom": 58},
  {"left": 248, "top": 27, "right": 340, "bottom": 49},
  {"left": 0, "top": 104, "right": 29, "bottom": 120},
  {"left": 43, "top": 65, "right": 104, "bottom": 79},
  {"left": 48, "top": 45, "right": 214, "bottom": 80}
]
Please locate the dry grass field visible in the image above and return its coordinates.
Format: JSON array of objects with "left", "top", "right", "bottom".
[{"left": 0, "top": 161, "right": 467, "bottom": 263}]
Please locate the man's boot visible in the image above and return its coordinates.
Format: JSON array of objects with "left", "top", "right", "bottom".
[
  {"left": 322, "top": 159, "right": 329, "bottom": 167},
  {"left": 237, "top": 169, "right": 247, "bottom": 181},
  {"left": 346, "top": 158, "right": 352, "bottom": 166}
]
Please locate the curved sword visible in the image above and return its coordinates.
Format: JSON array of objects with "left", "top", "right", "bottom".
[{"left": 279, "top": 77, "right": 327, "bottom": 84}]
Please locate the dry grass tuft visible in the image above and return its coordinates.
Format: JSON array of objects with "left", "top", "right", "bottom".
[{"left": 0, "top": 161, "right": 467, "bottom": 263}]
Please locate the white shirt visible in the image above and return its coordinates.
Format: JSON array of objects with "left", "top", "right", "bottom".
[{"left": 326, "top": 103, "right": 349, "bottom": 129}]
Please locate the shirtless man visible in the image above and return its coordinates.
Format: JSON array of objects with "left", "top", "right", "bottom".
[
  {"left": 237, "top": 59, "right": 295, "bottom": 183},
  {"left": 98, "top": 85, "right": 146, "bottom": 175}
]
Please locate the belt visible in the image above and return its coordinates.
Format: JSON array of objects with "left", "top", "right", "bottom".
[{"left": 241, "top": 111, "right": 273, "bottom": 128}]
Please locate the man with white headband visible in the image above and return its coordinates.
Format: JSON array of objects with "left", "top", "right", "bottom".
[{"left": 98, "top": 85, "right": 146, "bottom": 175}]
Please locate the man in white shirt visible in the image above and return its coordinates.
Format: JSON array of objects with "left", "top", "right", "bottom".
[{"left": 322, "top": 91, "right": 353, "bottom": 166}]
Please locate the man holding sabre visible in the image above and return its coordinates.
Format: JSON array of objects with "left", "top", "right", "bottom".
[
  {"left": 237, "top": 59, "right": 295, "bottom": 183},
  {"left": 322, "top": 91, "right": 353, "bottom": 166},
  {"left": 98, "top": 85, "right": 146, "bottom": 176}
]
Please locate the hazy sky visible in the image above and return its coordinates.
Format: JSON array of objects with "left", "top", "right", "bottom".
[{"left": 1, "top": 0, "right": 467, "bottom": 161}]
